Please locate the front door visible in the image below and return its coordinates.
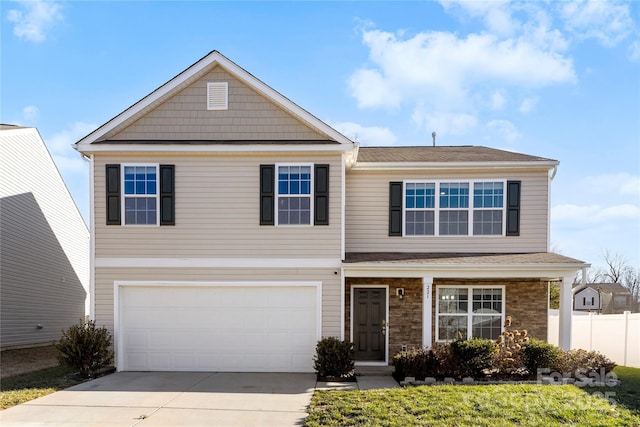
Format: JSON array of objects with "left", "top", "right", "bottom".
[{"left": 353, "top": 288, "right": 386, "bottom": 361}]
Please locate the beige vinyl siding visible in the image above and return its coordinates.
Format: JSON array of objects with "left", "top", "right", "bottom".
[
  {"left": 0, "top": 128, "right": 89, "bottom": 348},
  {"left": 94, "top": 153, "right": 342, "bottom": 258},
  {"left": 346, "top": 168, "right": 550, "bottom": 253},
  {"left": 94, "top": 267, "right": 341, "bottom": 339},
  {"left": 107, "top": 66, "right": 326, "bottom": 141}
]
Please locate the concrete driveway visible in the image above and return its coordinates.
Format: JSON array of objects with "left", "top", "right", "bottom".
[{"left": 0, "top": 372, "right": 317, "bottom": 426}]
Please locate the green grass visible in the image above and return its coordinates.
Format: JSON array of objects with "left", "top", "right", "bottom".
[
  {"left": 583, "top": 366, "right": 640, "bottom": 415},
  {"left": 0, "top": 365, "right": 85, "bottom": 410},
  {"left": 306, "top": 366, "right": 640, "bottom": 427}
]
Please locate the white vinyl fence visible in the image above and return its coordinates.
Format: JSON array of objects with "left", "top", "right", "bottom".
[{"left": 548, "top": 310, "right": 640, "bottom": 368}]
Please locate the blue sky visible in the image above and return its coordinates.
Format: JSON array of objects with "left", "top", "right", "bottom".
[{"left": 2, "top": 0, "right": 639, "bottom": 271}]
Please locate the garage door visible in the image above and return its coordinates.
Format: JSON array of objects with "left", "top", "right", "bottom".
[{"left": 118, "top": 284, "right": 319, "bottom": 372}]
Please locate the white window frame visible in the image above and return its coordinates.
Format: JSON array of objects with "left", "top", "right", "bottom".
[
  {"left": 402, "top": 180, "right": 506, "bottom": 237},
  {"left": 121, "top": 163, "right": 160, "bottom": 226},
  {"left": 275, "top": 163, "right": 314, "bottom": 226},
  {"left": 435, "top": 285, "right": 506, "bottom": 342}
]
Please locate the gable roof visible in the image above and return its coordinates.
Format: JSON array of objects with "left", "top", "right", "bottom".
[
  {"left": 573, "top": 282, "right": 631, "bottom": 294},
  {"left": 75, "top": 50, "right": 353, "bottom": 151},
  {"left": 353, "top": 146, "right": 558, "bottom": 171}
]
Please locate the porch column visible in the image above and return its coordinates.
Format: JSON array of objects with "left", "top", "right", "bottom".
[
  {"left": 559, "top": 275, "right": 574, "bottom": 350},
  {"left": 423, "top": 276, "right": 434, "bottom": 348}
]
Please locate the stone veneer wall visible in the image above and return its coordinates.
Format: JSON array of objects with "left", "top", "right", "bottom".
[
  {"left": 432, "top": 279, "right": 549, "bottom": 342},
  {"left": 345, "top": 278, "right": 423, "bottom": 358},
  {"left": 344, "top": 277, "right": 549, "bottom": 364}
]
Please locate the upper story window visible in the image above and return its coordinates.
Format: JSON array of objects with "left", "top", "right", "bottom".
[
  {"left": 402, "top": 181, "right": 505, "bottom": 236},
  {"left": 260, "top": 163, "right": 329, "bottom": 227},
  {"left": 277, "top": 165, "right": 312, "bottom": 225},
  {"left": 105, "top": 163, "right": 174, "bottom": 226},
  {"left": 123, "top": 165, "right": 159, "bottom": 225}
]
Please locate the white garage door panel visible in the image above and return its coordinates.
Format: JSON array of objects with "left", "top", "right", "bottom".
[{"left": 119, "top": 285, "right": 318, "bottom": 372}]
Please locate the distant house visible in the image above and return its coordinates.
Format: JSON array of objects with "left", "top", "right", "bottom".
[
  {"left": 573, "top": 283, "right": 635, "bottom": 314},
  {"left": 0, "top": 125, "right": 89, "bottom": 349}
]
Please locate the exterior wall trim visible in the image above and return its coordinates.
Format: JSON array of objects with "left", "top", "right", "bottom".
[
  {"left": 79, "top": 144, "right": 352, "bottom": 154},
  {"left": 422, "top": 276, "right": 433, "bottom": 347},
  {"left": 113, "top": 280, "right": 323, "bottom": 372},
  {"left": 97, "top": 258, "right": 342, "bottom": 268},
  {"left": 351, "top": 161, "right": 558, "bottom": 171},
  {"left": 344, "top": 264, "right": 585, "bottom": 279}
]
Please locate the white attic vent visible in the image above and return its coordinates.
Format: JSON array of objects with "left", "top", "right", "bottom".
[{"left": 207, "top": 82, "right": 228, "bottom": 110}]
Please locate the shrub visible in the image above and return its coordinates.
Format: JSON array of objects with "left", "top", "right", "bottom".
[
  {"left": 449, "top": 338, "right": 496, "bottom": 378},
  {"left": 54, "top": 319, "right": 114, "bottom": 377},
  {"left": 493, "top": 330, "right": 529, "bottom": 377},
  {"left": 522, "top": 338, "right": 561, "bottom": 376},
  {"left": 556, "top": 349, "right": 616, "bottom": 377},
  {"left": 392, "top": 348, "right": 440, "bottom": 380},
  {"left": 313, "top": 337, "right": 355, "bottom": 378}
]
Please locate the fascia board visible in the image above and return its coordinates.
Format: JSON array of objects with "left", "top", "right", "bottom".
[
  {"left": 75, "top": 51, "right": 353, "bottom": 149},
  {"left": 351, "top": 161, "right": 560, "bottom": 171},
  {"left": 343, "top": 262, "right": 589, "bottom": 278},
  {"left": 75, "top": 143, "right": 353, "bottom": 154}
]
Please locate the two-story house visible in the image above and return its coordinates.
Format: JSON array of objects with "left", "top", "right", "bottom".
[{"left": 74, "top": 51, "right": 587, "bottom": 372}]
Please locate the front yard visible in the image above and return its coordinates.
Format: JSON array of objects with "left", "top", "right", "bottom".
[{"left": 306, "top": 366, "right": 640, "bottom": 427}]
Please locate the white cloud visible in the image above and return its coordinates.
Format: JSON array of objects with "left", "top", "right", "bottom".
[
  {"left": 411, "top": 108, "right": 478, "bottom": 137},
  {"left": 560, "top": 0, "right": 633, "bottom": 47},
  {"left": 490, "top": 90, "right": 506, "bottom": 110},
  {"left": 552, "top": 203, "right": 640, "bottom": 223},
  {"left": 519, "top": 97, "right": 538, "bottom": 113},
  {"left": 7, "top": 0, "right": 63, "bottom": 43},
  {"left": 628, "top": 40, "right": 640, "bottom": 62},
  {"left": 582, "top": 173, "right": 640, "bottom": 196},
  {"left": 439, "top": 0, "right": 517, "bottom": 37},
  {"left": 47, "top": 122, "right": 96, "bottom": 155},
  {"left": 348, "top": 26, "right": 575, "bottom": 113},
  {"left": 23, "top": 105, "right": 39, "bottom": 123},
  {"left": 331, "top": 121, "right": 397, "bottom": 146},
  {"left": 486, "top": 119, "right": 520, "bottom": 143}
]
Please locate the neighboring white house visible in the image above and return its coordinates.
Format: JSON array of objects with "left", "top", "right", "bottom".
[
  {"left": 573, "top": 283, "right": 635, "bottom": 314},
  {"left": 0, "top": 125, "right": 89, "bottom": 349}
]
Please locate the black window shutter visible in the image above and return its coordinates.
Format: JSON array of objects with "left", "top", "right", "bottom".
[
  {"left": 260, "top": 165, "right": 275, "bottom": 225},
  {"left": 105, "top": 164, "right": 121, "bottom": 225},
  {"left": 159, "top": 165, "right": 175, "bottom": 226},
  {"left": 506, "top": 180, "right": 521, "bottom": 236},
  {"left": 314, "top": 164, "right": 329, "bottom": 225},
  {"left": 389, "top": 182, "right": 403, "bottom": 236}
]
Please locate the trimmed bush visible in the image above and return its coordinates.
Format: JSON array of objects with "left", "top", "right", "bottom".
[
  {"left": 392, "top": 348, "right": 440, "bottom": 380},
  {"left": 449, "top": 338, "right": 496, "bottom": 378},
  {"left": 556, "top": 349, "right": 616, "bottom": 377},
  {"left": 313, "top": 337, "right": 355, "bottom": 378},
  {"left": 54, "top": 319, "right": 114, "bottom": 377},
  {"left": 522, "top": 338, "right": 561, "bottom": 376}
]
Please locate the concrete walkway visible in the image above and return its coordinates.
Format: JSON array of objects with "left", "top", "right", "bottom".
[{"left": 0, "top": 372, "right": 399, "bottom": 426}]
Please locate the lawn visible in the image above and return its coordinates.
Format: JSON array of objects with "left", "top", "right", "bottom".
[
  {"left": 0, "top": 365, "right": 86, "bottom": 410},
  {"left": 306, "top": 366, "right": 640, "bottom": 427}
]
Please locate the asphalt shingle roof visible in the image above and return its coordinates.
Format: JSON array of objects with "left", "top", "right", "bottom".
[
  {"left": 344, "top": 252, "right": 585, "bottom": 265},
  {"left": 356, "top": 146, "right": 556, "bottom": 163}
]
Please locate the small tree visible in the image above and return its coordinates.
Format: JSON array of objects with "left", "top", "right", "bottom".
[{"left": 54, "top": 319, "right": 114, "bottom": 377}]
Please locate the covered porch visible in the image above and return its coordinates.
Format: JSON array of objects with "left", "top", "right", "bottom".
[{"left": 342, "top": 252, "right": 588, "bottom": 365}]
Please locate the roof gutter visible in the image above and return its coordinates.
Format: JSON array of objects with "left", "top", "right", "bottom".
[{"left": 351, "top": 160, "right": 559, "bottom": 171}]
